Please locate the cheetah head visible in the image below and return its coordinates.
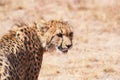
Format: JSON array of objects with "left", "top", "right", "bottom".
[{"left": 36, "top": 20, "right": 73, "bottom": 53}]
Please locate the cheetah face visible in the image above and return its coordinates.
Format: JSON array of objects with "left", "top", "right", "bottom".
[
  {"left": 51, "top": 27, "right": 73, "bottom": 53},
  {"left": 41, "top": 20, "right": 73, "bottom": 53}
]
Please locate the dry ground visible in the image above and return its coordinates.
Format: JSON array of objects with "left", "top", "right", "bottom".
[{"left": 0, "top": 0, "right": 120, "bottom": 80}]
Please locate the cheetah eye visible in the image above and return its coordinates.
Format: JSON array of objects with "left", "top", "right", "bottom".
[
  {"left": 57, "top": 33, "right": 63, "bottom": 37},
  {"left": 69, "top": 32, "right": 73, "bottom": 37}
]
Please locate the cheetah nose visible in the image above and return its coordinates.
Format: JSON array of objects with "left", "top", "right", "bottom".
[{"left": 66, "top": 44, "right": 72, "bottom": 48}]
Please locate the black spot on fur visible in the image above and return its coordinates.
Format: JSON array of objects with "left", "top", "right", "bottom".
[
  {"left": 17, "top": 33, "right": 20, "bottom": 36},
  {"left": 0, "top": 63, "right": 2, "bottom": 66}
]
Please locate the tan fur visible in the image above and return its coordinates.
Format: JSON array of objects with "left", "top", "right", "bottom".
[{"left": 0, "top": 20, "right": 73, "bottom": 80}]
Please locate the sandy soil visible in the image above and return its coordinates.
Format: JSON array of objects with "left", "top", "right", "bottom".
[{"left": 0, "top": 0, "right": 120, "bottom": 80}]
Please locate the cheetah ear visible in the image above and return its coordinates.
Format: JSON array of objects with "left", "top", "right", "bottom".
[
  {"left": 42, "top": 27, "right": 55, "bottom": 48},
  {"left": 35, "top": 20, "right": 49, "bottom": 34}
]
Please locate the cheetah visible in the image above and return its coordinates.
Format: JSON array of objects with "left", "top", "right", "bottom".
[{"left": 0, "top": 20, "right": 73, "bottom": 80}]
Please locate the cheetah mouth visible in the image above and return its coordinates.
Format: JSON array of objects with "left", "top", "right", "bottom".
[
  {"left": 61, "top": 49, "right": 68, "bottom": 53},
  {"left": 57, "top": 46, "right": 68, "bottom": 53}
]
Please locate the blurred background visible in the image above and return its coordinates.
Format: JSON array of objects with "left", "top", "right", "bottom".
[{"left": 0, "top": 0, "right": 120, "bottom": 80}]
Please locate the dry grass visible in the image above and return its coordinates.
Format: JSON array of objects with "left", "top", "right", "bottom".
[{"left": 0, "top": 0, "right": 120, "bottom": 80}]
